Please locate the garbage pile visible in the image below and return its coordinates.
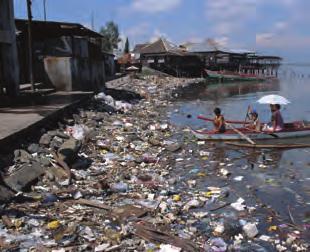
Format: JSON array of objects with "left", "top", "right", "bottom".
[
  {"left": 106, "top": 75, "right": 203, "bottom": 100},
  {"left": 95, "top": 92, "right": 133, "bottom": 113},
  {"left": 0, "top": 77, "right": 308, "bottom": 251}
]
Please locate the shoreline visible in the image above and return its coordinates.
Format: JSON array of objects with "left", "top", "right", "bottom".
[
  {"left": 106, "top": 74, "right": 205, "bottom": 100},
  {"left": 0, "top": 74, "right": 308, "bottom": 251}
]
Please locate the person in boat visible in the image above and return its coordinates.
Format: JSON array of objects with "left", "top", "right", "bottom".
[
  {"left": 213, "top": 107, "right": 226, "bottom": 133},
  {"left": 249, "top": 109, "right": 261, "bottom": 131},
  {"left": 272, "top": 104, "right": 284, "bottom": 131},
  {"left": 263, "top": 104, "right": 284, "bottom": 132}
]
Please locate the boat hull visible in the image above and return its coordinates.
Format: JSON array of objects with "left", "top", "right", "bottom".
[
  {"left": 192, "top": 128, "right": 310, "bottom": 141},
  {"left": 205, "top": 69, "right": 264, "bottom": 81}
]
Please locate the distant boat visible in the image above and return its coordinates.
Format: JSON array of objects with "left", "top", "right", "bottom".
[{"left": 205, "top": 69, "right": 267, "bottom": 81}]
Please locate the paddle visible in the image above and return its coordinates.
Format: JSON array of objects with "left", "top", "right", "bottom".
[{"left": 225, "top": 122, "right": 256, "bottom": 145}]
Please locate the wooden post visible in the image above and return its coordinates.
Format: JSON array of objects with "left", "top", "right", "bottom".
[
  {"left": 0, "top": 0, "right": 19, "bottom": 96},
  {"left": 43, "top": 0, "right": 47, "bottom": 21},
  {"left": 26, "top": 0, "right": 35, "bottom": 91}
]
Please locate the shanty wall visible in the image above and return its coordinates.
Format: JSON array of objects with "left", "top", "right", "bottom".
[
  {"left": 44, "top": 57, "right": 72, "bottom": 91},
  {"left": 17, "top": 35, "right": 106, "bottom": 92},
  {"left": 140, "top": 54, "right": 204, "bottom": 77},
  {"left": 103, "top": 53, "right": 115, "bottom": 79},
  {"left": 44, "top": 39, "right": 105, "bottom": 91},
  {"left": 44, "top": 57, "right": 105, "bottom": 92}
]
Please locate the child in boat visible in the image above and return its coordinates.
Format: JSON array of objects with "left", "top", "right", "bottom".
[
  {"left": 249, "top": 109, "right": 261, "bottom": 131},
  {"left": 213, "top": 107, "right": 226, "bottom": 133}
]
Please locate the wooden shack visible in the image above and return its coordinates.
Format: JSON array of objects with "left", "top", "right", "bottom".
[
  {"left": 182, "top": 41, "right": 252, "bottom": 72},
  {"left": 15, "top": 19, "right": 115, "bottom": 91},
  {"left": 183, "top": 40, "right": 282, "bottom": 78},
  {"left": 139, "top": 38, "right": 204, "bottom": 77},
  {"left": 241, "top": 55, "right": 282, "bottom": 77}
]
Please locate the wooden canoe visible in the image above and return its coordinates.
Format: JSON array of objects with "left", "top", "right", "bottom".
[
  {"left": 225, "top": 142, "right": 310, "bottom": 148},
  {"left": 205, "top": 69, "right": 265, "bottom": 81},
  {"left": 191, "top": 121, "right": 310, "bottom": 141}
]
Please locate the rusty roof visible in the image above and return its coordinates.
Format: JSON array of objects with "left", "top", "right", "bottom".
[
  {"left": 132, "top": 43, "right": 149, "bottom": 53},
  {"left": 140, "top": 38, "right": 186, "bottom": 56},
  {"left": 15, "top": 19, "right": 103, "bottom": 39}
]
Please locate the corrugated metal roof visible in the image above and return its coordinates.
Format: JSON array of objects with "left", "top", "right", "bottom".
[
  {"left": 184, "top": 42, "right": 217, "bottom": 53},
  {"left": 132, "top": 43, "right": 149, "bottom": 53},
  {"left": 15, "top": 19, "right": 103, "bottom": 39},
  {"left": 229, "top": 49, "right": 255, "bottom": 54},
  {"left": 140, "top": 38, "right": 186, "bottom": 55},
  {"left": 184, "top": 41, "right": 254, "bottom": 54}
]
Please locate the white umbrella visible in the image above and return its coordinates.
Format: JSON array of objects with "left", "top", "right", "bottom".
[{"left": 257, "top": 95, "right": 290, "bottom": 105}]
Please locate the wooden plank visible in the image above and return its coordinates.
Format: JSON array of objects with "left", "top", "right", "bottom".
[
  {"left": 73, "top": 198, "right": 111, "bottom": 210},
  {"left": 0, "top": 30, "right": 13, "bottom": 44},
  {"left": 134, "top": 222, "right": 198, "bottom": 252}
]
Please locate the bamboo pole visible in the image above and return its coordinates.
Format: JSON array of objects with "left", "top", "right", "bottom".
[{"left": 226, "top": 122, "right": 256, "bottom": 145}]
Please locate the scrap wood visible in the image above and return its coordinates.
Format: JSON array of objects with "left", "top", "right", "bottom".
[
  {"left": 287, "top": 205, "right": 296, "bottom": 225},
  {"left": 1, "top": 215, "right": 14, "bottom": 228},
  {"left": 0, "top": 238, "right": 19, "bottom": 250},
  {"left": 134, "top": 222, "right": 198, "bottom": 252},
  {"left": 110, "top": 205, "right": 148, "bottom": 221},
  {"left": 73, "top": 198, "right": 111, "bottom": 210},
  {"left": 209, "top": 202, "right": 230, "bottom": 211},
  {"left": 51, "top": 151, "right": 72, "bottom": 182},
  {"left": 52, "top": 187, "right": 77, "bottom": 195},
  {"left": 104, "top": 244, "right": 123, "bottom": 251},
  {"left": 67, "top": 200, "right": 147, "bottom": 220}
]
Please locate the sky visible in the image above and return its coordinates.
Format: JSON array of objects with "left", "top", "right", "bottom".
[{"left": 13, "top": 0, "right": 310, "bottom": 63}]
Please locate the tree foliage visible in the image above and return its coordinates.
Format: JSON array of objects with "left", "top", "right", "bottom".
[
  {"left": 100, "top": 21, "right": 121, "bottom": 52},
  {"left": 124, "top": 37, "right": 130, "bottom": 54}
]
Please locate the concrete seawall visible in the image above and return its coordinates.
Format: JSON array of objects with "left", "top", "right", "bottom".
[{"left": 0, "top": 91, "right": 92, "bottom": 153}]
